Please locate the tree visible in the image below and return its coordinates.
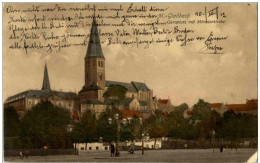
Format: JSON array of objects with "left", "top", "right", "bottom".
[
  {"left": 167, "top": 103, "right": 188, "bottom": 138},
  {"left": 96, "top": 105, "right": 121, "bottom": 142},
  {"left": 4, "top": 106, "right": 21, "bottom": 149},
  {"left": 239, "top": 114, "right": 257, "bottom": 138},
  {"left": 192, "top": 99, "right": 213, "bottom": 139},
  {"left": 103, "top": 85, "right": 127, "bottom": 99},
  {"left": 120, "top": 126, "right": 135, "bottom": 142},
  {"left": 71, "top": 110, "right": 98, "bottom": 150},
  {"left": 145, "top": 109, "right": 168, "bottom": 149},
  {"left": 129, "top": 116, "right": 142, "bottom": 139},
  {"left": 20, "top": 100, "right": 72, "bottom": 149},
  {"left": 149, "top": 125, "right": 166, "bottom": 149},
  {"left": 4, "top": 106, "right": 20, "bottom": 137}
]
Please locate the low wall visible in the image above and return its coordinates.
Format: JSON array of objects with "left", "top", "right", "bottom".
[
  {"left": 4, "top": 149, "right": 76, "bottom": 157},
  {"left": 162, "top": 138, "right": 258, "bottom": 149}
]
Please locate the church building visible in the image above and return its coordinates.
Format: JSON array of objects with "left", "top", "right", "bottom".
[
  {"left": 4, "top": 63, "right": 78, "bottom": 119},
  {"left": 78, "top": 15, "right": 158, "bottom": 117},
  {"left": 5, "top": 14, "right": 164, "bottom": 119}
]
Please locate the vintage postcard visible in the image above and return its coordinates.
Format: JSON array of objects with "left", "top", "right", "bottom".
[{"left": 3, "top": 2, "right": 257, "bottom": 162}]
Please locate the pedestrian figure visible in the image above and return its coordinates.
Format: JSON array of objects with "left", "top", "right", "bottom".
[
  {"left": 110, "top": 143, "right": 115, "bottom": 157},
  {"left": 19, "top": 151, "right": 24, "bottom": 160},
  {"left": 220, "top": 145, "right": 223, "bottom": 153},
  {"left": 128, "top": 145, "right": 134, "bottom": 154}
]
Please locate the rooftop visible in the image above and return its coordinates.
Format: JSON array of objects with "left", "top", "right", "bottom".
[
  {"left": 85, "top": 15, "right": 104, "bottom": 59},
  {"left": 120, "top": 110, "right": 142, "bottom": 119}
]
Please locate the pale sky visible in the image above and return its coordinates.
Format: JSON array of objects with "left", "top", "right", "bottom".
[{"left": 3, "top": 3, "right": 257, "bottom": 106}]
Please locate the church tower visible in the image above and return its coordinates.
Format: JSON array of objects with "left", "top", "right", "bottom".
[
  {"left": 42, "top": 62, "right": 51, "bottom": 91},
  {"left": 85, "top": 14, "right": 105, "bottom": 89},
  {"left": 78, "top": 14, "right": 105, "bottom": 102}
]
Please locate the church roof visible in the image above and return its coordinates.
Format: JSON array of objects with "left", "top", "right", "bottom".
[
  {"left": 5, "top": 89, "right": 77, "bottom": 102},
  {"left": 41, "top": 63, "right": 51, "bottom": 90},
  {"left": 85, "top": 15, "right": 104, "bottom": 59},
  {"left": 105, "top": 81, "right": 137, "bottom": 92},
  {"left": 131, "top": 81, "right": 150, "bottom": 91},
  {"left": 79, "top": 83, "right": 102, "bottom": 93},
  {"left": 105, "top": 80, "right": 151, "bottom": 92}
]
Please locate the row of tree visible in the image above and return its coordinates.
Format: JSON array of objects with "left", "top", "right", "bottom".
[{"left": 4, "top": 99, "right": 257, "bottom": 149}]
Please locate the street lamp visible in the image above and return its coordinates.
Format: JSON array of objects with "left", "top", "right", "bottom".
[
  {"left": 108, "top": 113, "right": 120, "bottom": 157},
  {"left": 142, "top": 133, "right": 144, "bottom": 155},
  {"left": 212, "top": 130, "right": 216, "bottom": 153}
]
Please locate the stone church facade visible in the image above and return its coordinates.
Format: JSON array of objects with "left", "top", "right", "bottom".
[
  {"left": 78, "top": 16, "right": 158, "bottom": 117},
  {"left": 4, "top": 63, "right": 78, "bottom": 119}
]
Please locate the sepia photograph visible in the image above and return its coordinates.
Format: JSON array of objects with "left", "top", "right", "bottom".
[{"left": 2, "top": 2, "right": 258, "bottom": 162}]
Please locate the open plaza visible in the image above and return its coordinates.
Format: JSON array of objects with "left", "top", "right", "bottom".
[{"left": 5, "top": 148, "right": 257, "bottom": 162}]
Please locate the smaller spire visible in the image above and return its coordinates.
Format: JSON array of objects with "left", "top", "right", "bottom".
[{"left": 41, "top": 62, "right": 51, "bottom": 91}]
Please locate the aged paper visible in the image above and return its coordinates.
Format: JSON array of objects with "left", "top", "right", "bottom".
[{"left": 3, "top": 3, "right": 257, "bottom": 162}]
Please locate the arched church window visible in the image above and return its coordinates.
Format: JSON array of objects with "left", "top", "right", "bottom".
[
  {"left": 101, "top": 61, "right": 103, "bottom": 67},
  {"left": 99, "top": 72, "right": 102, "bottom": 80}
]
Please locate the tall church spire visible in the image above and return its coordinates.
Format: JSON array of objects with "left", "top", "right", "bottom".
[
  {"left": 41, "top": 62, "right": 51, "bottom": 90},
  {"left": 85, "top": 11, "right": 104, "bottom": 59}
]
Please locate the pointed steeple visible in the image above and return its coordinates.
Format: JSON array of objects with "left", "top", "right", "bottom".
[
  {"left": 85, "top": 11, "right": 104, "bottom": 59},
  {"left": 41, "top": 61, "right": 51, "bottom": 90}
]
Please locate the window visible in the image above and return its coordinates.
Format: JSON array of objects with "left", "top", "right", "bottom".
[
  {"left": 28, "top": 100, "right": 32, "bottom": 105},
  {"left": 81, "top": 147, "right": 84, "bottom": 150},
  {"left": 101, "top": 61, "right": 103, "bottom": 67},
  {"left": 105, "top": 147, "right": 108, "bottom": 150},
  {"left": 96, "top": 146, "right": 99, "bottom": 150},
  {"left": 89, "top": 147, "right": 92, "bottom": 150},
  {"left": 98, "top": 61, "right": 100, "bottom": 67}
]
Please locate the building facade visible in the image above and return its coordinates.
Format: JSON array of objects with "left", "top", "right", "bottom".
[{"left": 4, "top": 63, "right": 78, "bottom": 119}]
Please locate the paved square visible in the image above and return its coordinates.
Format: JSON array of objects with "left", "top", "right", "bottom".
[{"left": 5, "top": 148, "right": 257, "bottom": 162}]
